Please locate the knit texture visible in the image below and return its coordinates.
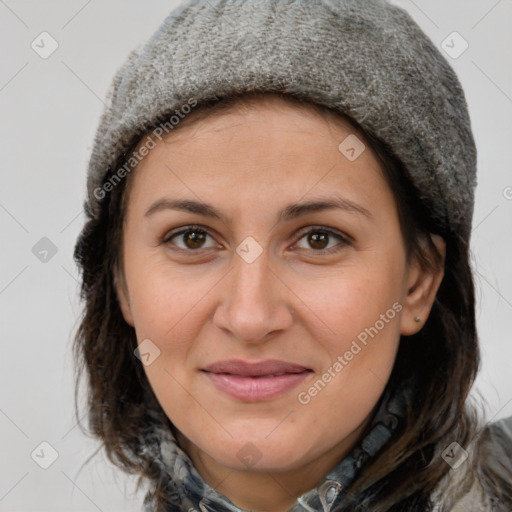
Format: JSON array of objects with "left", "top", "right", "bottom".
[{"left": 83, "top": 0, "right": 477, "bottom": 240}]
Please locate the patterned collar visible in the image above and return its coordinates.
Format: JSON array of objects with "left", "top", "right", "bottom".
[{"left": 141, "top": 379, "right": 415, "bottom": 512}]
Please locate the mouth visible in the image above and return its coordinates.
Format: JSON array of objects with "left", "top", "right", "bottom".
[{"left": 201, "top": 359, "right": 313, "bottom": 402}]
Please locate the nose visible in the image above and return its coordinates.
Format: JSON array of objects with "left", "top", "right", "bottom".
[{"left": 212, "top": 248, "right": 294, "bottom": 343}]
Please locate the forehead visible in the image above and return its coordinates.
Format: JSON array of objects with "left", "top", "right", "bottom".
[{"left": 122, "top": 94, "right": 391, "bottom": 221}]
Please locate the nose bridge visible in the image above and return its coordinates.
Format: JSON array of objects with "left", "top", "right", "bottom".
[
  {"left": 217, "top": 246, "right": 291, "bottom": 341},
  {"left": 232, "top": 249, "right": 272, "bottom": 305}
]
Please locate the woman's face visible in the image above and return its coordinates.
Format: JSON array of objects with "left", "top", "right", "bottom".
[{"left": 115, "top": 95, "right": 443, "bottom": 484}]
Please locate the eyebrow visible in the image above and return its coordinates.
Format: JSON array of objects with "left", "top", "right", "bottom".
[{"left": 144, "top": 196, "right": 372, "bottom": 223}]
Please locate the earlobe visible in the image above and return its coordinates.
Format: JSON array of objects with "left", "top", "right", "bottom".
[
  {"left": 113, "top": 266, "right": 135, "bottom": 327},
  {"left": 400, "top": 234, "right": 446, "bottom": 336}
]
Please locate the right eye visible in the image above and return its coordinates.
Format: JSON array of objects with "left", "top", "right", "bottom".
[{"left": 162, "top": 225, "right": 220, "bottom": 252}]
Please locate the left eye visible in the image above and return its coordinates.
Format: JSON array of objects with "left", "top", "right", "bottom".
[{"left": 294, "top": 228, "right": 349, "bottom": 253}]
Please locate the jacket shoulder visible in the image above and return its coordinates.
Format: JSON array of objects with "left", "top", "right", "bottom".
[
  {"left": 431, "top": 415, "right": 512, "bottom": 512},
  {"left": 474, "top": 414, "right": 512, "bottom": 510}
]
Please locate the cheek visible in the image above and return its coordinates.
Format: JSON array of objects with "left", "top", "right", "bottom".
[
  {"left": 125, "top": 263, "right": 211, "bottom": 420},
  {"left": 127, "top": 258, "right": 213, "bottom": 342},
  {"left": 296, "top": 261, "right": 403, "bottom": 352},
  {"left": 291, "top": 267, "right": 403, "bottom": 445},
  {"left": 290, "top": 259, "right": 404, "bottom": 421}
]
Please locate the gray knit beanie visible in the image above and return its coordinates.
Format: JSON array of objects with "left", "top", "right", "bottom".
[{"left": 84, "top": 0, "right": 477, "bottom": 240}]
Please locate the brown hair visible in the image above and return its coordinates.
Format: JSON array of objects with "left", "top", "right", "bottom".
[{"left": 73, "top": 91, "right": 481, "bottom": 511}]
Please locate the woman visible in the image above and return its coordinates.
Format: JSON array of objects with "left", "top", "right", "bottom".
[{"left": 72, "top": 0, "right": 512, "bottom": 510}]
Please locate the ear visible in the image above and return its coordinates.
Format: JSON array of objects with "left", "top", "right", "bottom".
[
  {"left": 113, "top": 265, "right": 135, "bottom": 327},
  {"left": 400, "top": 234, "right": 446, "bottom": 336}
]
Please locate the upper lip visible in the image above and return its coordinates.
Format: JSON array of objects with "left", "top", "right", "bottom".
[{"left": 202, "top": 359, "right": 312, "bottom": 377}]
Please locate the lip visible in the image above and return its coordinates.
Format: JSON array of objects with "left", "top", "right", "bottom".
[{"left": 201, "top": 359, "right": 313, "bottom": 402}]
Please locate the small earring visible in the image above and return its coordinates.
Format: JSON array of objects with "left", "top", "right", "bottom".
[{"left": 414, "top": 316, "right": 421, "bottom": 323}]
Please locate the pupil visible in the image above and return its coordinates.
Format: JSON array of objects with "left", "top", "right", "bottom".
[
  {"left": 310, "top": 232, "right": 328, "bottom": 250},
  {"left": 185, "top": 230, "right": 206, "bottom": 249}
]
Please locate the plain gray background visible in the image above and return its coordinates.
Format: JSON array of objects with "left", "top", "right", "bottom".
[{"left": 1, "top": 0, "right": 511, "bottom": 510}]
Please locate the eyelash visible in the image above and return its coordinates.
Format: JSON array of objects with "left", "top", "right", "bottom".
[{"left": 161, "top": 224, "right": 351, "bottom": 255}]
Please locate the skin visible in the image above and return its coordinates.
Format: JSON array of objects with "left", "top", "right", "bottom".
[{"left": 115, "top": 94, "right": 445, "bottom": 511}]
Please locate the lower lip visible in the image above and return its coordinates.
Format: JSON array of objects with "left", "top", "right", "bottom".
[{"left": 203, "top": 371, "right": 311, "bottom": 402}]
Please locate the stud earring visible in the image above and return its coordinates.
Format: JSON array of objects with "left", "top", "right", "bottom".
[{"left": 414, "top": 316, "right": 421, "bottom": 323}]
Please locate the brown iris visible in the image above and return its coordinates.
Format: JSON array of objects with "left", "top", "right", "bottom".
[
  {"left": 183, "top": 230, "right": 207, "bottom": 249},
  {"left": 308, "top": 231, "right": 329, "bottom": 250}
]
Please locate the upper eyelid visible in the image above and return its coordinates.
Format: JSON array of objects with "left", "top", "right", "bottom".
[{"left": 163, "top": 224, "right": 217, "bottom": 242}]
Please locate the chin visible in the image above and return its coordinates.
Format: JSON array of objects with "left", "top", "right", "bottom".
[
  {"left": 197, "top": 420, "right": 313, "bottom": 472},
  {"left": 208, "top": 439, "right": 304, "bottom": 473}
]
